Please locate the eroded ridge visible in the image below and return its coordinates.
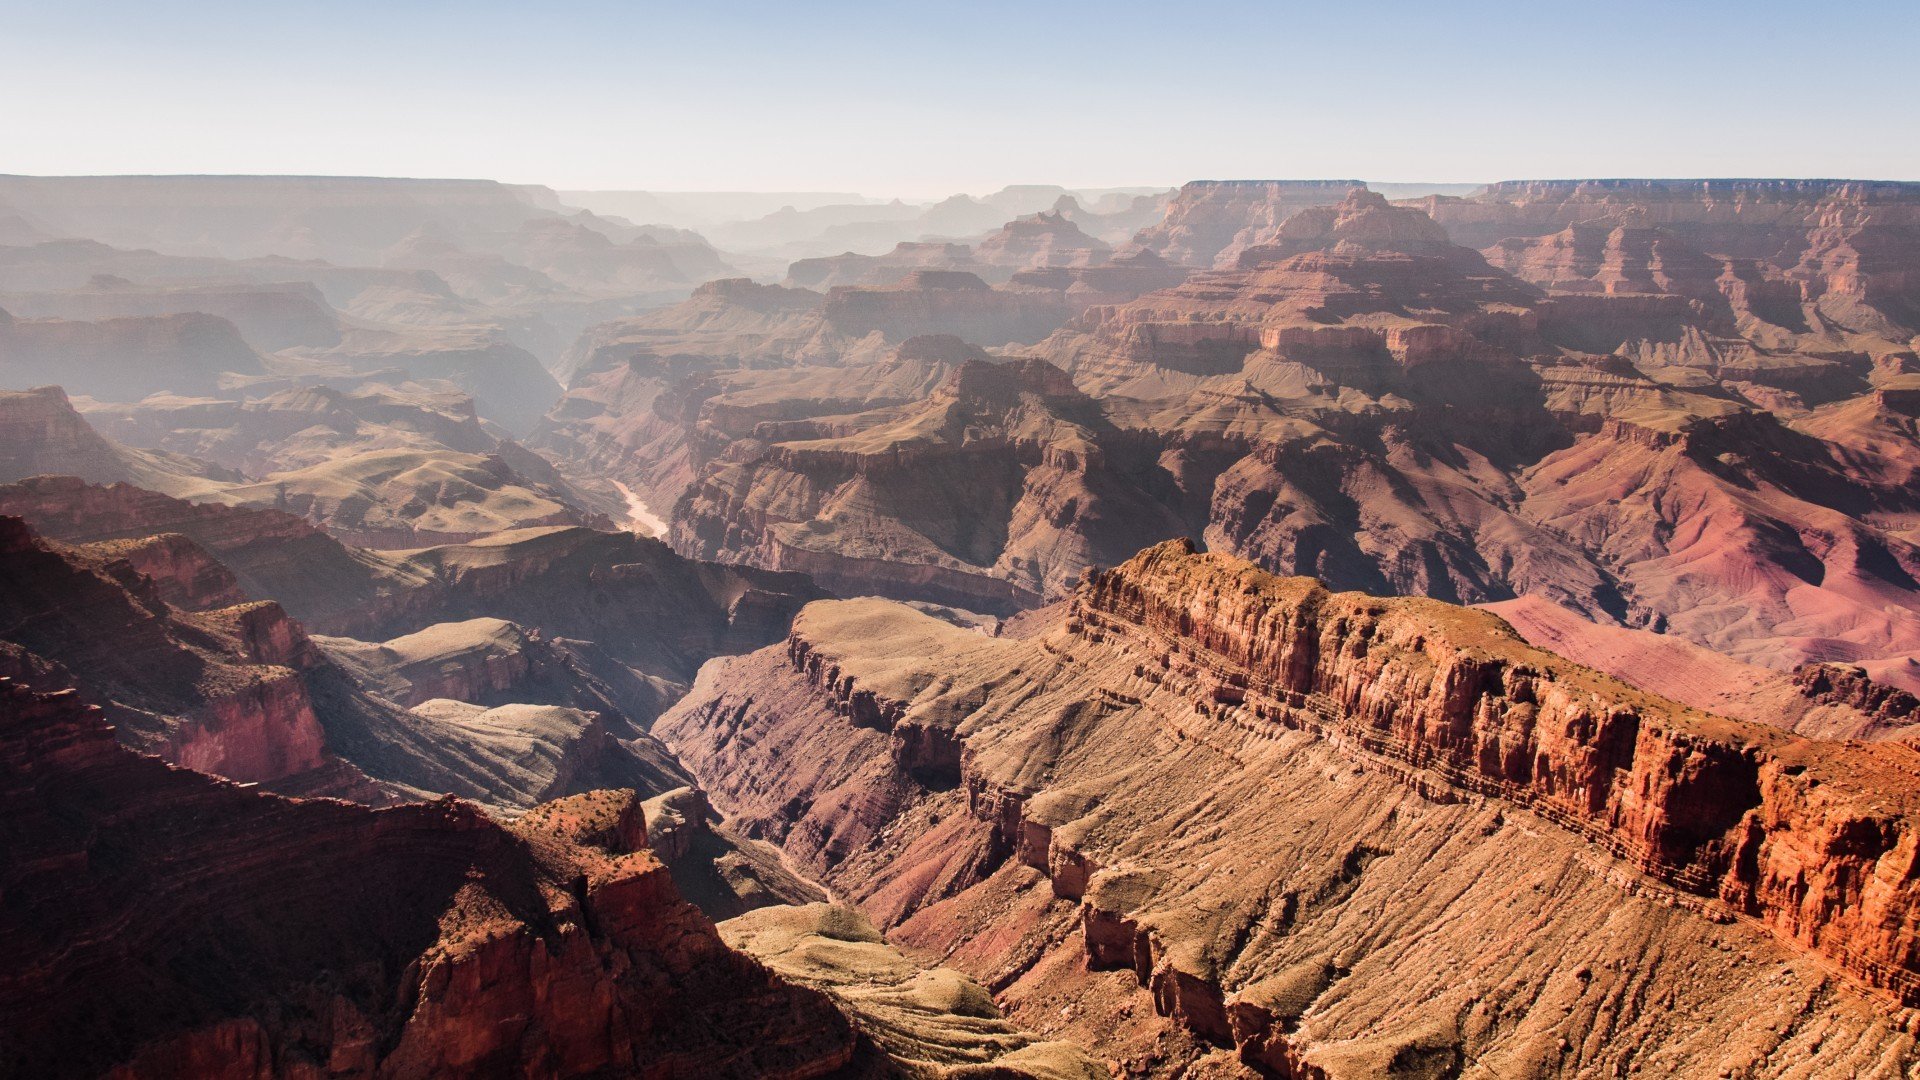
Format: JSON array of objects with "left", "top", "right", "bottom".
[
  {"left": 0, "top": 677, "right": 857, "bottom": 1079},
  {"left": 1074, "top": 540, "right": 1920, "bottom": 1006},
  {"left": 660, "top": 540, "right": 1920, "bottom": 1074}
]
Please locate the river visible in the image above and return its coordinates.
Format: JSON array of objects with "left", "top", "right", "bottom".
[{"left": 611, "top": 480, "right": 668, "bottom": 537}]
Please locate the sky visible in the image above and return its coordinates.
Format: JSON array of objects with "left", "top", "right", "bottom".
[{"left": 3, "top": 0, "right": 1916, "bottom": 197}]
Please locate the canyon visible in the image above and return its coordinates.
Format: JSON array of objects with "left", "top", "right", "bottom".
[
  {"left": 5, "top": 170, "right": 1920, "bottom": 1076},
  {"left": 542, "top": 183, "right": 1920, "bottom": 691},
  {"left": 1, "top": 677, "right": 1093, "bottom": 1078},
  {"left": 657, "top": 542, "right": 1920, "bottom": 1076}
]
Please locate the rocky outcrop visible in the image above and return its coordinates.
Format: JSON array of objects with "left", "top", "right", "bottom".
[
  {"left": 659, "top": 543, "right": 1920, "bottom": 1075},
  {"left": 0, "top": 508, "right": 792, "bottom": 812},
  {"left": 1484, "top": 223, "right": 1730, "bottom": 300},
  {"left": 787, "top": 242, "right": 983, "bottom": 289},
  {"left": 359, "top": 525, "right": 828, "bottom": 680},
  {"left": 0, "top": 679, "right": 859, "bottom": 1079},
  {"left": 721, "top": 903, "right": 1106, "bottom": 1078},
  {"left": 0, "top": 514, "right": 341, "bottom": 787},
  {"left": 670, "top": 357, "right": 1191, "bottom": 611},
  {"left": 1062, "top": 201, "right": 1546, "bottom": 380},
  {"left": 786, "top": 210, "right": 1114, "bottom": 292},
  {"left": 322, "top": 617, "right": 555, "bottom": 705},
  {"left": 1077, "top": 541, "right": 1920, "bottom": 1006},
  {"left": 1004, "top": 248, "right": 1190, "bottom": 305},
  {"left": 1482, "top": 593, "right": 1920, "bottom": 741},
  {"left": 0, "top": 280, "right": 342, "bottom": 350},
  {"left": 75, "top": 530, "right": 251, "bottom": 610},
  {"left": 1792, "top": 663, "right": 1920, "bottom": 731},
  {"left": 1230, "top": 189, "right": 1460, "bottom": 267},
  {"left": 1129, "top": 180, "right": 1369, "bottom": 268},
  {"left": 971, "top": 210, "right": 1111, "bottom": 269},
  {"left": 1514, "top": 402, "right": 1920, "bottom": 674},
  {"left": 634, "top": 786, "right": 831, "bottom": 919},
  {"left": 820, "top": 270, "right": 1086, "bottom": 346},
  {"left": 0, "top": 386, "right": 231, "bottom": 497},
  {"left": 788, "top": 215, "right": 1137, "bottom": 292},
  {"left": 317, "top": 614, "right": 671, "bottom": 732},
  {"left": 395, "top": 696, "right": 695, "bottom": 811},
  {"left": 0, "top": 475, "right": 429, "bottom": 631},
  {"left": 0, "top": 308, "right": 267, "bottom": 400}
]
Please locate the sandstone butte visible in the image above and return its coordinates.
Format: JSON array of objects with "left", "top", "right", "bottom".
[{"left": 657, "top": 540, "right": 1920, "bottom": 1077}]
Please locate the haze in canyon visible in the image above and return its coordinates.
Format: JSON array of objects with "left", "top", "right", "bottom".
[{"left": 4, "top": 1, "right": 1920, "bottom": 1078}]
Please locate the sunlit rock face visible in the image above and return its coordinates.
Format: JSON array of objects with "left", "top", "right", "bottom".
[
  {"left": 0, "top": 680, "right": 860, "bottom": 1080},
  {"left": 658, "top": 542, "right": 1920, "bottom": 1076}
]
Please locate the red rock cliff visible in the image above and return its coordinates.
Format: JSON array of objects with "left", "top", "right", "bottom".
[
  {"left": 0, "top": 679, "right": 857, "bottom": 1079},
  {"left": 1076, "top": 540, "right": 1920, "bottom": 1005}
]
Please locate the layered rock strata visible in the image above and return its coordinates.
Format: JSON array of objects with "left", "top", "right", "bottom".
[
  {"left": 0, "top": 475, "right": 430, "bottom": 630},
  {"left": 1129, "top": 181, "right": 1370, "bottom": 268},
  {"left": 0, "top": 514, "right": 340, "bottom": 788},
  {"left": 0, "top": 681, "right": 858, "bottom": 1079},
  {"left": 658, "top": 542, "right": 1920, "bottom": 1076},
  {"left": 721, "top": 903, "right": 1105, "bottom": 1079},
  {"left": 669, "top": 357, "right": 1189, "bottom": 612}
]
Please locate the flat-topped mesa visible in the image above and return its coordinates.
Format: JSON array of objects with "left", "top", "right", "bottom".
[
  {"left": 688, "top": 276, "right": 823, "bottom": 312},
  {"left": 943, "top": 355, "right": 1086, "bottom": 412},
  {"left": 1007, "top": 248, "right": 1188, "bottom": 299},
  {"left": 0, "top": 309, "right": 265, "bottom": 401},
  {"left": 1423, "top": 178, "right": 1920, "bottom": 259},
  {"left": 666, "top": 346, "right": 1178, "bottom": 613},
  {"left": 1481, "top": 178, "right": 1920, "bottom": 204},
  {"left": 1073, "top": 539, "right": 1920, "bottom": 1005},
  {"left": 202, "top": 599, "right": 323, "bottom": 671},
  {"left": 821, "top": 270, "right": 1082, "bottom": 346}
]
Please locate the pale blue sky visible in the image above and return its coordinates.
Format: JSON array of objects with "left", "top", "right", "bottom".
[{"left": 2, "top": 0, "right": 1914, "bottom": 195}]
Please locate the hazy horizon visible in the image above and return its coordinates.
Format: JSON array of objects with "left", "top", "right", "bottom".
[{"left": 5, "top": 0, "right": 1916, "bottom": 194}]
